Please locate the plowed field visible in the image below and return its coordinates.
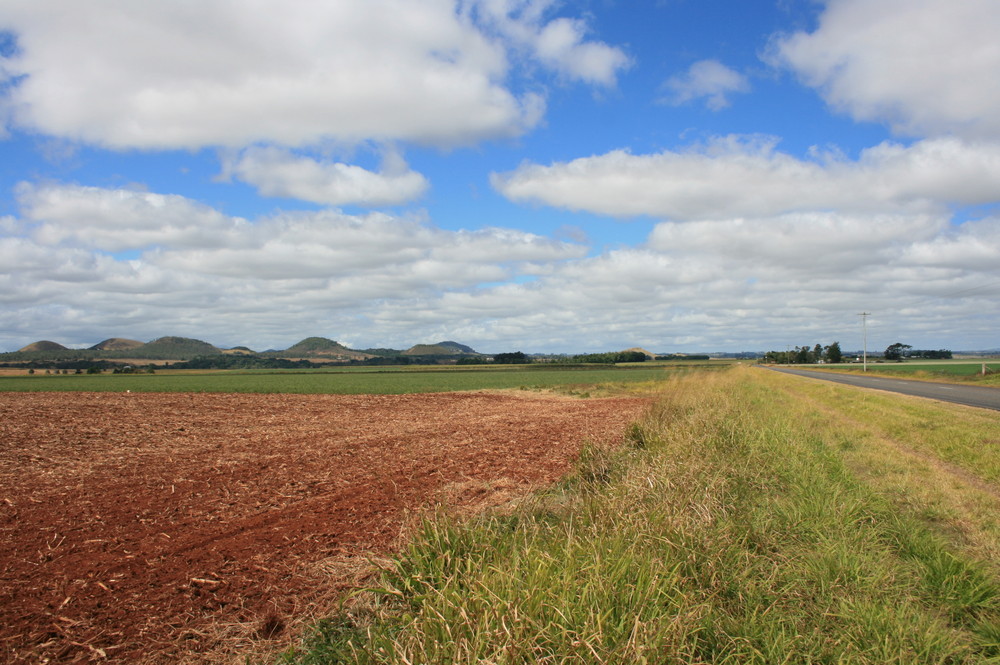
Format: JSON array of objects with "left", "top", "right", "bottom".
[{"left": 0, "top": 391, "right": 648, "bottom": 664}]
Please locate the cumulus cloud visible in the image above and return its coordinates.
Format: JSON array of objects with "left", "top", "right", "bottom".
[
  {"left": 647, "top": 212, "right": 946, "bottom": 274},
  {"left": 429, "top": 208, "right": 999, "bottom": 350},
  {"left": 0, "top": 0, "right": 626, "bottom": 150},
  {"left": 2, "top": 199, "right": 999, "bottom": 350},
  {"left": 0, "top": 183, "right": 601, "bottom": 349},
  {"left": 7, "top": 181, "right": 586, "bottom": 302},
  {"left": 492, "top": 135, "right": 1000, "bottom": 219},
  {"left": 661, "top": 60, "right": 749, "bottom": 110},
  {"left": 901, "top": 216, "right": 1000, "bottom": 271},
  {"left": 16, "top": 183, "right": 246, "bottom": 251},
  {"left": 769, "top": 0, "right": 1000, "bottom": 140},
  {"left": 469, "top": 0, "right": 631, "bottom": 86},
  {"left": 228, "top": 146, "right": 430, "bottom": 207}
]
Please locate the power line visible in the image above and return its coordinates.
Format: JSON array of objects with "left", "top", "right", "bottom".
[{"left": 858, "top": 312, "right": 870, "bottom": 372}]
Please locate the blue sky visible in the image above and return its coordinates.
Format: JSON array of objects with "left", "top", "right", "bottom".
[{"left": 1, "top": 0, "right": 998, "bottom": 354}]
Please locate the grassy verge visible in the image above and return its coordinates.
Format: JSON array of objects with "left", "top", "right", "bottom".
[
  {"left": 799, "top": 360, "right": 1000, "bottom": 386},
  {"left": 279, "top": 367, "right": 1000, "bottom": 664}
]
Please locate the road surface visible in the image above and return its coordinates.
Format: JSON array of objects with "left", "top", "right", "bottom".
[{"left": 763, "top": 367, "right": 1000, "bottom": 412}]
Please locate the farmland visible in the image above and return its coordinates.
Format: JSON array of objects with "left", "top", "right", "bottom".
[
  {"left": 0, "top": 390, "right": 649, "bottom": 664},
  {"left": 3, "top": 363, "right": 999, "bottom": 664},
  {"left": 0, "top": 361, "right": 723, "bottom": 395}
]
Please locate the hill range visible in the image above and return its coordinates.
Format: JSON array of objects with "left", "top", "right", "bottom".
[{"left": 4, "top": 335, "right": 489, "bottom": 364}]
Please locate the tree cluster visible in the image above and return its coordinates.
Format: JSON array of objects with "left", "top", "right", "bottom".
[
  {"left": 884, "top": 343, "right": 952, "bottom": 361},
  {"left": 570, "top": 351, "right": 648, "bottom": 364},
  {"left": 655, "top": 354, "right": 711, "bottom": 361},
  {"left": 763, "top": 342, "right": 843, "bottom": 365},
  {"left": 492, "top": 351, "right": 531, "bottom": 364}
]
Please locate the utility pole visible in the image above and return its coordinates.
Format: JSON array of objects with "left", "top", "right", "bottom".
[{"left": 858, "top": 312, "right": 870, "bottom": 372}]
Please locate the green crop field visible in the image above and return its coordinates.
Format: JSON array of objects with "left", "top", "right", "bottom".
[{"left": 0, "top": 362, "right": 730, "bottom": 395}]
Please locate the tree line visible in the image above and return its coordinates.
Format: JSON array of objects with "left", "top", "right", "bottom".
[
  {"left": 764, "top": 341, "right": 953, "bottom": 365},
  {"left": 883, "top": 343, "right": 952, "bottom": 360},
  {"left": 763, "top": 342, "right": 843, "bottom": 365}
]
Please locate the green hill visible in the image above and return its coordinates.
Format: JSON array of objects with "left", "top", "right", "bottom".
[
  {"left": 224, "top": 346, "right": 257, "bottom": 355},
  {"left": 284, "top": 337, "right": 348, "bottom": 353},
  {"left": 437, "top": 341, "right": 479, "bottom": 354},
  {"left": 404, "top": 341, "right": 479, "bottom": 356},
  {"left": 132, "top": 336, "right": 222, "bottom": 359},
  {"left": 275, "top": 337, "right": 371, "bottom": 360}
]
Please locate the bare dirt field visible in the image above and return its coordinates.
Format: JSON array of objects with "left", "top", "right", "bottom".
[{"left": 0, "top": 391, "right": 648, "bottom": 664}]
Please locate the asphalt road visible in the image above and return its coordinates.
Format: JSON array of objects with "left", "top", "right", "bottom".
[{"left": 763, "top": 367, "right": 1000, "bottom": 412}]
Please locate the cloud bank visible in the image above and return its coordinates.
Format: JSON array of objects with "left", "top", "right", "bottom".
[
  {"left": 492, "top": 136, "right": 1000, "bottom": 219},
  {"left": 0, "top": 0, "right": 627, "bottom": 150}
]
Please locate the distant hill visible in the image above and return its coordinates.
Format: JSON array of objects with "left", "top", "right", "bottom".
[
  {"left": 4, "top": 335, "right": 485, "bottom": 363},
  {"left": 622, "top": 347, "right": 656, "bottom": 359},
  {"left": 135, "top": 336, "right": 222, "bottom": 359},
  {"left": 276, "top": 337, "right": 371, "bottom": 360},
  {"left": 437, "top": 341, "right": 478, "bottom": 354},
  {"left": 89, "top": 338, "right": 144, "bottom": 351},
  {"left": 223, "top": 346, "right": 257, "bottom": 355},
  {"left": 18, "top": 340, "right": 68, "bottom": 352},
  {"left": 404, "top": 341, "right": 480, "bottom": 356}
]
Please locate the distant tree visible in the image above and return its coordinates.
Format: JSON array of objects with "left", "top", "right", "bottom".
[
  {"left": 795, "top": 345, "right": 811, "bottom": 364},
  {"left": 494, "top": 351, "right": 530, "bottom": 364},
  {"left": 910, "top": 349, "right": 953, "bottom": 359},
  {"left": 812, "top": 343, "right": 824, "bottom": 363},
  {"left": 884, "top": 342, "right": 912, "bottom": 361},
  {"left": 824, "top": 341, "right": 843, "bottom": 364}
]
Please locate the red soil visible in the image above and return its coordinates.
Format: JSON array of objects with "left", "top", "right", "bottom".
[{"left": 0, "top": 391, "right": 647, "bottom": 664}]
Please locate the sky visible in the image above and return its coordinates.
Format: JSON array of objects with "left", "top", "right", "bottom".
[{"left": 1, "top": 0, "right": 999, "bottom": 354}]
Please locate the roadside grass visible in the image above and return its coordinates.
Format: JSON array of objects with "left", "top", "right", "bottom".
[
  {"left": 278, "top": 367, "right": 1000, "bottom": 664},
  {"left": 807, "top": 361, "right": 1000, "bottom": 386},
  {"left": 761, "top": 375, "right": 1000, "bottom": 580}
]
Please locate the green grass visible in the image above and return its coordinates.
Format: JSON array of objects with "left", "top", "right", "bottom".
[
  {"left": 278, "top": 367, "right": 1000, "bottom": 664},
  {"left": 0, "top": 363, "right": 722, "bottom": 395}
]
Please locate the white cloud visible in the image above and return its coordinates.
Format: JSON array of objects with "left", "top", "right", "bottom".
[
  {"left": 402, "top": 208, "right": 999, "bottom": 351},
  {"left": 770, "top": 0, "right": 1000, "bottom": 140},
  {"left": 661, "top": 60, "right": 749, "bottom": 110},
  {"left": 0, "top": 183, "right": 604, "bottom": 349},
  {"left": 2, "top": 200, "right": 999, "bottom": 351},
  {"left": 229, "top": 146, "right": 429, "bottom": 207},
  {"left": 7, "top": 181, "right": 587, "bottom": 297},
  {"left": 0, "top": 0, "right": 626, "bottom": 150},
  {"left": 17, "top": 183, "right": 246, "bottom": 251},
  {"left": 492, "top": 136, "right": 1000, "bottom": 219},
  {"left": 647, "top": 212, "right": 947, "bottom": 274},
  {"left": 901, "top": 216, "right": 1000, "bottom": 271},
  {"left": 469, "top": 0, "right": 631, "bottom": 86}
]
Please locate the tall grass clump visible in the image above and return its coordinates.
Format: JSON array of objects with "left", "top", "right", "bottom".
[{"left": 283, "top": 367, "right": 1000, "bottom": 664}]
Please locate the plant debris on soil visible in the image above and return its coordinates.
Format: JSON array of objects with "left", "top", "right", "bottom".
[{"left": 0, "top": 390, "right": 648, "bottom": 664}]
